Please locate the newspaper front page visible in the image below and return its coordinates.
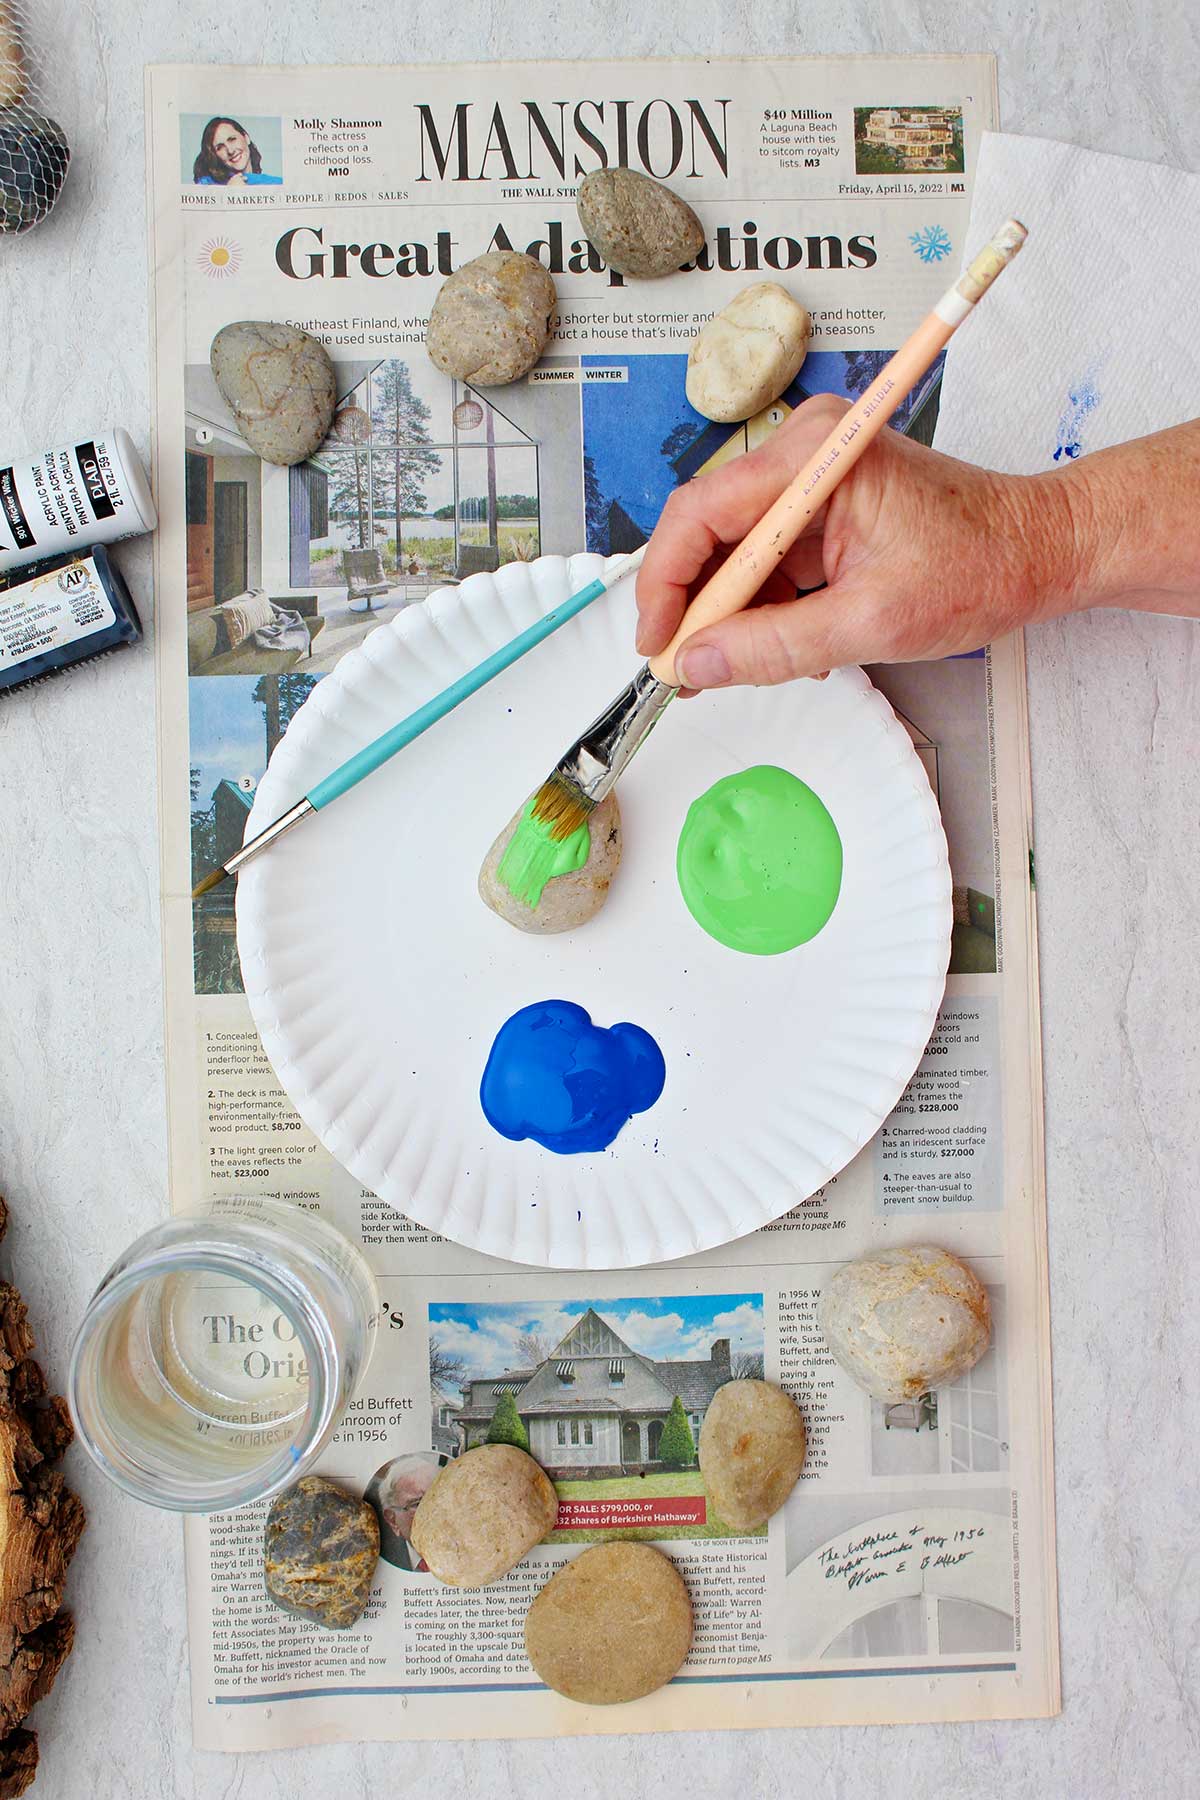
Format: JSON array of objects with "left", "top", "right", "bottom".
[{"left": 145, "top": 54, "right": 1059, "bottom": 1746}]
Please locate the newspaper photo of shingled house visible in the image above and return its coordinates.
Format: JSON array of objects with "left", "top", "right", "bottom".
[{"left": 453, "top": 1306, "right": 748, "bottom": 1479}]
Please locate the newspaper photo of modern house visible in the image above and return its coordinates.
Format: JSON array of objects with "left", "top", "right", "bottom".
[
  {"left": 853, "top": 106, "right": 965, "bottom": 173},
  {"left": 184, "top": 353, "right": 585, "bottom": 680}
]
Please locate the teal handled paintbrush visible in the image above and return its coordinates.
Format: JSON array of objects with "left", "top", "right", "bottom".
[
  {"left": 191, "top": 546, "right": 647, "bottom": 898},
  {"left": 498, "top": 216, "right": 1028, "bottom": 909}
]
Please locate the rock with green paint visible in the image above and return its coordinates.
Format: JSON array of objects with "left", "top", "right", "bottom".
[
  {"left": 479, "top": 792, "right": 622, "bottom": 933},
  {"left": 263, "top": 1476, "right": 379, "bottom": 1629}
]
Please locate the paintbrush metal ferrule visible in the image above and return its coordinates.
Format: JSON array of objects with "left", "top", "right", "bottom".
[
  {"left": 191, "top": 797, "right": 316, "bottom": 899},
  {"left": 548, "top": 663, "right": 677, "bottom": 811}
]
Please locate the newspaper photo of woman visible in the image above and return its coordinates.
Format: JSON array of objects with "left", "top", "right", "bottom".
[
  {"left": 192, "top": 116, "right": 282, "bottom": 186},
  {"left": 364, "top": 1451, "right": 448, "bottom": 1573}
]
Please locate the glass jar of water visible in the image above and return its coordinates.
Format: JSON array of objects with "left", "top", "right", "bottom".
[{"left": 69, "top": 1196, "right": 379, "bottom": 1512}]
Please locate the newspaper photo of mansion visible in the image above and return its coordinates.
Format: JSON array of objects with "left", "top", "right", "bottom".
[
  {"left": 455, "top": 1309, "right": 734, "bottom": 1479},
  {"left": 858, "top": 106, "right": 961, "bottom": 170}
]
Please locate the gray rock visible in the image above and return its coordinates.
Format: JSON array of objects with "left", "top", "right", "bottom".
[
  {"left": 685, "top": 282, "right": 811, "bottom": 423},
  {"left": 264, "top": 1475, "right": 379, "bottom": 1628},
  {"left": 210, "top": 321, "right": 337, "bottom": 466},
  {"left": 479, "top": 792, "right": 622, "bottom": 933},
  {"left": 577, "top": 168, "right": 705, "bottom": 278},
  {"left": 426, "top": 251, "right": 556, "bottom": 386}
]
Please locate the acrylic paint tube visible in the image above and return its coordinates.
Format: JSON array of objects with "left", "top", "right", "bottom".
[
  {"left": 0, "top": 428, "right": 157, "bottom": 573},
  {"left": 0, "top": 545, "right": 142, "bottom": 695}
]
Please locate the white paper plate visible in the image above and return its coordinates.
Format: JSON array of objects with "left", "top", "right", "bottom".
[{"left": 237, "top": 554, "right": 950, "bottom": 1269}]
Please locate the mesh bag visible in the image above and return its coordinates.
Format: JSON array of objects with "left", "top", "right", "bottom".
[{"left": 0, "top": 1, "right": 70, "bottom": 234}]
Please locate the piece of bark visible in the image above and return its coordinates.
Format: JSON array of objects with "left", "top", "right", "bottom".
[{"left": 0, "top": 1199, "right": 85, "bottom": 1796}]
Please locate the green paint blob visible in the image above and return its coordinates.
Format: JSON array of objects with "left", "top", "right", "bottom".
[
  {"left": 496, "top": 796, "right": 590, "bottom": 910},
  {"left": 676, "top": 764, "right": 842, "bottom": 955}
]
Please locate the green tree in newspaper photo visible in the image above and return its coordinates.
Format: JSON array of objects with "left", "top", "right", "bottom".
[
  {"left": 486, "top": 1390, "right": 531, "bottom": 1452},
  {"left": 658, "top": 1397, "right": 697, "bottom": 1470},
  {"left": 371, "top": 362, "right": 443, "bottom": 571},
  {"left": 583, "top": 453, "right": 610, "bottom": 555}
]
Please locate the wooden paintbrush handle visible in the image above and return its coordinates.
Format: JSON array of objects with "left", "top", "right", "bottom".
[{"left": 647, "top": 218, "right": 1026, "bottom": 685}]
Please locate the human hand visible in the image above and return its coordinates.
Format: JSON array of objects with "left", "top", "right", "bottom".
[
  {"left": 226, "top": 172, "right": 247, "bottom": 186},
  {"left": 634, "top": 394, "right": 1081, "bottom": 688}
]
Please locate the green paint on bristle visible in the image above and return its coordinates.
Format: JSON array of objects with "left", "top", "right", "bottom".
[{"left": 496, "top": 796, "right": 590, "bottom": 909}]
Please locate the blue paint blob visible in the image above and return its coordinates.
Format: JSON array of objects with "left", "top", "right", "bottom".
[{"left": 480, "top": 1001, "right": 666, "bottom": 1155}]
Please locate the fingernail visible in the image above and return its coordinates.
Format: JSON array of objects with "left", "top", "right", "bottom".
[
  {"left": 677, "top": 643, "right": 732, "bottom": 689},
  {"left": 635, "top": 627, "right": 650, "bottom": 656}
]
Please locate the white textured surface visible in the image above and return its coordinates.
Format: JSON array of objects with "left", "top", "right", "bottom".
[{"left": 0, "top": 3, "right": 1197, "bottom": 1795}]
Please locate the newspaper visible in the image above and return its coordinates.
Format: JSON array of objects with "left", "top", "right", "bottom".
[{"left": 145, "top": 53, "right": 1059, "bottom": 1746}]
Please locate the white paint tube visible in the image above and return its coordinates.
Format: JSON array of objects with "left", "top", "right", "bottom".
[{"left": 0, "top": 428, "right": 157, "bottom": 572}]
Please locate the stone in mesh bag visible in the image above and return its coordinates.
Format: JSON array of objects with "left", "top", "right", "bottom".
[{"left": 0, "top": 1, "right": 70, "bottom": 235}]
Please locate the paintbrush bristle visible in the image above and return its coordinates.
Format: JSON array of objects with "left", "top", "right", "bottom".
[
  {"left": 529, "top": 771, "right": 595, "bottom": 841},
  {"left": 192, "top": 865, "right": 230, "bottom": 899}
]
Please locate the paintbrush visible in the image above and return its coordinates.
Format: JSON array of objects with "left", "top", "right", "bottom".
[
  {"left": 192, "top": 546, "right": 647, "bottom": 898},
  {"left": 502, "top": 217, "right": 1028, "bottom": 901}
]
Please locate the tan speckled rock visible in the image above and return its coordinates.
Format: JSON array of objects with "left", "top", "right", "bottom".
[
  {"left": 698, "top": 1379, "right": 806, "bottom": 1530},
  {"left": 525, "top": 1542, "right": 692, "bottom": 1704},
  {"left": 263, "top": 1476, "right": 379, "bottom": 1629},
  {"left": 210, "top": 322, "right": 337, "bottom": 465},
  {"left": 685, "top": 282, "right": 811, "bottom": 423},
  {"left": 479, "top": 792, "right": 622, "bottom": 934},
  {"left": 820, "top": 1245, "right": 991, "bottom": 1402},
  {"left": 426, "top": 251, "right": 557, "bottom": 386},
  {"left": 410, "top": 1444, "right": 558, "bottom": 1587},
  {"left": 577, "top": 168, "right": 706, "bottom": 279}
]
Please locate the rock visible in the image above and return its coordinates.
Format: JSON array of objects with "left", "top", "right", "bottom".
[
  {"left": 524, "top": 1542, "right": 692, "bottom": 1704},
  {"left": 263, "top": 1476, "right": 379, "bottom": 1629},
  {"left": 0, "top": 111, "right": 70, "bottom": 236},
  {"left": 410, "top": 1444, "right": 558, "bottom": 1587},
  {"left": 576, "top": 168, "right": 705, "bottom": 279},
  {"left": 820, "top": 1245, "right": 991, "bottom": 1402},
  {"left": 210, "top": 322, "right": 337, "bottom": 466},
  {"left": 479, "top": 792, "right": 622, "bottom": 933},
  {"left": 426, "top": 252, "right": 557, "bottom": 386},
  {"left": 685, "top": 281, "right": 811, "bottom": 423},
  {"left": 698, "top": 1378, "right": 806, "bottom": 1530}
]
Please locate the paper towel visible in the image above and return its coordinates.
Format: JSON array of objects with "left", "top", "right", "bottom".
[{"left": 934, "top": 131, "right": 1197, "bottom": 472}]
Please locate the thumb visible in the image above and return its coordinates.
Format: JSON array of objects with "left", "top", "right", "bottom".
[{"left": 673, "top": 575, "right": 880, "bottom": 688}]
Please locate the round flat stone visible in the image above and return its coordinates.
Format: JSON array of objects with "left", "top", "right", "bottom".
[{"left": 525, "top": 1542, "right": 692, "bottom": 1704}]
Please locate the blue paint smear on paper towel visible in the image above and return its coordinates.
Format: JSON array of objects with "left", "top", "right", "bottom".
[
  {"left": 1053, "top": 364, "right": 1103, "bottom": 462},
  {"left": 480, "top": 1001, "right": 666, "bottom": 1154}
]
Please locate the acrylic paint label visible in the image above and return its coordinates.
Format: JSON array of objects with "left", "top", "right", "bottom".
[
  {"left": 0, "top": 430, "right": 156, "bottom": 573},
  {"left": 0, "top": 559, "right": 116, "bottom": 673}
]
